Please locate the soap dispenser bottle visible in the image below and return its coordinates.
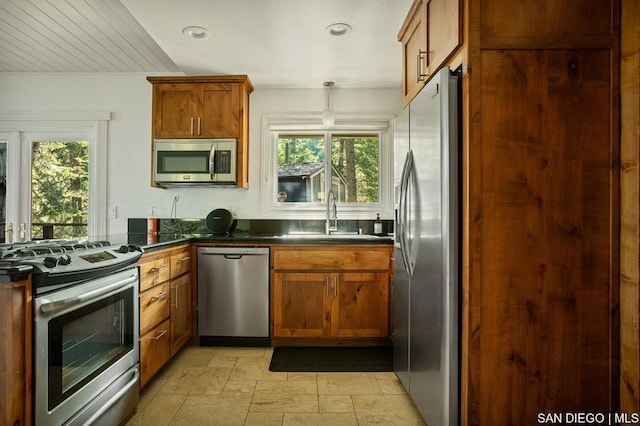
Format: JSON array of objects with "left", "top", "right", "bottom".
[
  {"left": 374, "top": 213, "right": 383, "bottom": 235},
  {"left": 147, "top": 207, "right": 158, "bottom": 244}
]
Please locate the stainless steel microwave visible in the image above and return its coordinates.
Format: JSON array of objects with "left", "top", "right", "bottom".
[{"left": 154, "top": 138, "right": 237, "bottom": 186}]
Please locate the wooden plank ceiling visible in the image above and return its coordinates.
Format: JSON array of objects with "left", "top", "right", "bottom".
[{"left": 0, "top": 0, "right": 179, "bottom": 73}]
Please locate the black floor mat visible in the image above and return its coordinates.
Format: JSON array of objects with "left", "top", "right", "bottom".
[{"left": 268, "top": 346, "right": 393, "bottom": 372}]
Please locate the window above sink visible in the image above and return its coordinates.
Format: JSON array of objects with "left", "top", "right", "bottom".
[{"left": 260, "top": 115, "right": 394, "bottom": 220}]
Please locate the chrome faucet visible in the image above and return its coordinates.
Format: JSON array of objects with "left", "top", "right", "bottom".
[{"left": 325, "top": 189, "right": 338, "bottom": 234}]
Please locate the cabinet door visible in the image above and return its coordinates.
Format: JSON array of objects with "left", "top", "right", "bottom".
[
  {"left": 0, "top": 279, "right": 31, "bottom": 426},
  {"left": 425, "top": 0, "right": 460, "bottom": 76},
  {"left": 399, "top": 0, "right": 427, "bottom": 106},
  {"left": 170, "top": 274, "right": 191, "bottom": 356},
  {"left": 331, "top": 272, "right": 389, "bottom": 337},
  {"left": 272, "top": 272, "right": 331, "bottom": 337},
  {"left": 199, "top": 84, "right": 241, "bottom": 138},
  {"left": 151, "top": 84, "right": 198, "bottom": 138},
  {"left": 140, "top": 319, "right": 171, "bottom": 387}
]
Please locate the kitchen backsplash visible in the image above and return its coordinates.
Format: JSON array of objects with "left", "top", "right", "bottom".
[{"left": 128, "top": 217, "right": 393, "bottom": 240}]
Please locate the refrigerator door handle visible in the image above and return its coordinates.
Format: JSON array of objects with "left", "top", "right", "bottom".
[
  {"left": 399, "top": 150, "right": 414, "bottom": 277},
  {"left": 397, "top": 152, "right": 409, "bottom": 274}
]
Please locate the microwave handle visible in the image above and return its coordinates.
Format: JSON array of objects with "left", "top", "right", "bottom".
[{"left": 209, "top": 144, "right": 216, "bottom": 180}]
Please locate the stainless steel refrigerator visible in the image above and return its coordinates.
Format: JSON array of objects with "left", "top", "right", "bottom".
[{"left": 393, "top": 66, "right": 461, "bottom": 426}]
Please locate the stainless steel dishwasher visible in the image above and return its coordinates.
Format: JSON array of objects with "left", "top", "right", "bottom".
[{"left": 197, "top": 246, "right": 270, "bottom": 345}]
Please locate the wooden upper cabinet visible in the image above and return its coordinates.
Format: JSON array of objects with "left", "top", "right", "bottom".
[
  {"left": 150, "top": 83, "right": 196, "bottom": 138},
  {"left": 150, "top": 83, "right": 241, "bottom": 139},
  {"left": 480, "top": 0, "right": 615, "bottom": 45},
  {"left": 148, "top": 76, "right": 252, "bottom": 139},
  {"left": 426, "top": 0, "right": 461, "bottom": 75},
  {"left": 399, "top": 0, "right": 427, "bottom": 106},
  {"left": 398, "top": 0, "right": 460, "bottom": 106},
  {"left": 200, "top": 84, "right": 241, "bottom": 138},
  {"left": 147, "top": 75, "right": 253, "bottom": 188}
]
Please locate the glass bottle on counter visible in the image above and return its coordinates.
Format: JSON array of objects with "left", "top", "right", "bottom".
[{"left": 374, "top": 213, "right": 383, "bottom": 235}]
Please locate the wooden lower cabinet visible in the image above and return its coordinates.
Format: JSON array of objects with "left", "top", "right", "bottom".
[
  {"left": 170, "top": 273, "right": 191, "bottom": 356},
  {"left": 138, "top": 245, "right": 192, "bottom": 387},
  {"left": 139, "top": 319, "right": 171, "bottom": 386},
  {"left": 332, "top": 272, "right": 389, "bottom": 337},
  {"left": 0, "top": 277, "right": 32, "bottom": 426},
  {"left": 273, "top": 272, "right": 331, "bottom": 337},
  {"left": 273, "top": 272, "right": 389, "bottom": 338},
  {"left": 271, "top": 245, "right": 392, "bottom": 341}
]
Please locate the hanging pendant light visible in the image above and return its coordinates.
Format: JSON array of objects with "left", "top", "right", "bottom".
[{"left": 322, "top": 81, "right": 335, "bottom": 128}]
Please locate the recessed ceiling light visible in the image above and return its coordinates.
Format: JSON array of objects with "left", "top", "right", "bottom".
[
  {"left": 325, "top": 23, "right": 352, "bottom": 36},
  {"left": 182, "top": 26, "right": 210, "bottom": 39}
]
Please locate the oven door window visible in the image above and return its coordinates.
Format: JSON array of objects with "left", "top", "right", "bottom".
[
  {"left": 47, "top": 287, "right": 134, "bottom": 410},
  {"left": 157, "top": 150, "right": 210, "bottom": 174}
]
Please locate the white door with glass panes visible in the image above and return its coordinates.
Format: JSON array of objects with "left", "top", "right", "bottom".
[{"left": 0, "top": 129, "right": 106, "bottom": 243}]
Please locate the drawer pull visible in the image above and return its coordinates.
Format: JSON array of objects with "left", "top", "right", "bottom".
[
  {"left": 149, "top": 291, "right": 167, "bottom": 301},
  {"left": 151, "top": 329, "right": 168, "bottom": 340},
  {"left": 177, "top": 256, "right": 191, "bottom": 263},
  {"left": 150, "top": 264, "right": 167, "bottom": 272},
  {"left": 334, "top": 276, "right": 338, "bottom": 297}
]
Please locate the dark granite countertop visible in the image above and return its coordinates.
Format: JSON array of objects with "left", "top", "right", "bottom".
[
  {"left": 0, "top": 263, "right": 33, "bottom": 282},
  {"left": 135, "top": 233, "right": 394, "bottom": 253}
]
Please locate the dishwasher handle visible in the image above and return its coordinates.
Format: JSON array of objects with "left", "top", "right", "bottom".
[{"left": 224, "top": 254, "right": 243, "bottom": 260}]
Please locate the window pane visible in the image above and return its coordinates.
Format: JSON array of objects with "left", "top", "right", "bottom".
[
  {"left": 31, "top": 141, "right": 89, "bottom": 239},
  {"left": 277, "top": 135, "right": 325, "bottom": 203},
  {"left": 331, "top": 135, "right": 379, "bottom": 203}
]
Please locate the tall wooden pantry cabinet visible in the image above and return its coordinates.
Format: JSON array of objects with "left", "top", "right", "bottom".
[{"left": 398, "top": 0, "right": 621, "bottom": 424}]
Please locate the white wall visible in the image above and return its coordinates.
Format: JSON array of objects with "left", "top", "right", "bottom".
[{"left": 0, "top": 74, "right": 401, "bottom": 234}]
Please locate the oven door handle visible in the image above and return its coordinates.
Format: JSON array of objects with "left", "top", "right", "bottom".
[{"left": 39, "top": 273, "right": 138, "bottom": 316}]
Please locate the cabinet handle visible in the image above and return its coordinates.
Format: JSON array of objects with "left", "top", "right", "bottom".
[
  {"left": 177, "top": 256, "right": 191, "bottom": 263},
  {"left": 149, "top": 291, "right": 167, "bottom": 302},
  {"left": 151, "top": 329, "right": 168, "bottom": 340},
  {"left": 326, "top": 276, "right": 330, "bottom": 296},
  {"left": 173, "top": 286, "right": 178, "bottom": 309},
  {"left": 150, "top": 264, "right": 167, "bottom": 272},
  {"left": 197, "top": 117, "right": 201, "bottom": 135},
  {"left": 416, "top": 50, "right": 430, "bottom": 82},
  {"left": 190, "top": 117, "right": 194, "bottom": 135},
  {"left": 334, "top": 276, "right": 338, "bottom": 297}
]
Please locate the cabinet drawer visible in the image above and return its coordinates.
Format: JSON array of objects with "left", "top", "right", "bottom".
[
  {"left": 140, "top": 319, "right": 171, "bottom": 387},
  {"left": 139, "top": 258, "right": 170, "bottom": 291},
  {"left": 139, "top": 283, "right": 170, "bottom": 335},
  {"left": 170, "top": 250, "right": 192, "bottom": 278},
  {"left": 272, "top": 247, "right": 391, "bottom": 271}
]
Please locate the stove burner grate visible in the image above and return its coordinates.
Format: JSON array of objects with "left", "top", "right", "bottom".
[{"left": 0, "top": 240, "right": 113, "bottom": 259}]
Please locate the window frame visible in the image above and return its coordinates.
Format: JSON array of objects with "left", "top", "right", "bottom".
[
  {"left": 0, "top": 112, "right": 109, "bottom": 239},
  {"left": 261, "top": 114, "right": 393, "bottom": 219}
]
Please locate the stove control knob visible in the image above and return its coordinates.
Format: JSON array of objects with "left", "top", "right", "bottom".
[
  {"left": 43, "top": 256, "right": 58, "bottom": 268},
  {"left": 58, "top": 254, "right": 72, "bottom": 265},
  {"left": 117, "top": 245, "right": 129, "bottom": 253}
]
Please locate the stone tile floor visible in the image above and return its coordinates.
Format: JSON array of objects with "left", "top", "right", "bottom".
[{"left": 126, "top": 346, "right": 426, "bottom": 425}]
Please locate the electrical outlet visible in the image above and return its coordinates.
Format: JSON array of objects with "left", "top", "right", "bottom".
[{"left": 108, "top": 206, "right": 118, "bottom": 219}]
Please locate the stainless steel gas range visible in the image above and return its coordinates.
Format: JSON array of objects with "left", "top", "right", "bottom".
[{"left": 1, "top": 240, "right": 143, "bottom": 426}]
